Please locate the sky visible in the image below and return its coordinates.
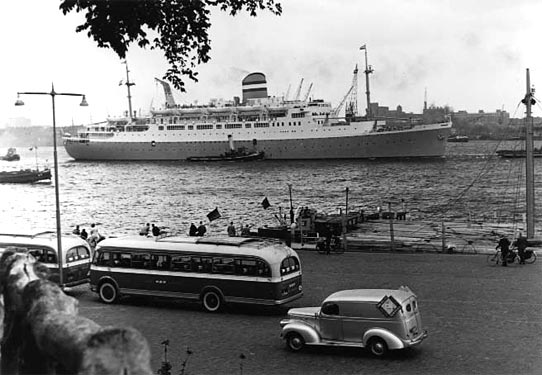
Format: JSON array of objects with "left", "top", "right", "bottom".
[{"left": 1, "top": 0, "right": 542, "bottom": 127}]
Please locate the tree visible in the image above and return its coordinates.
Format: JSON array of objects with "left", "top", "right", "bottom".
[{"left": 60, "top": 0, "right": 282, "bottom": 91}]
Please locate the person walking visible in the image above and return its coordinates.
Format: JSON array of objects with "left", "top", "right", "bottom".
[
  {"left": 197, "top": 221, "right": 207, "bottom": 236},
  {"left": 72, "top": 225, "right": 81, "bottom": 235},
  {"left": 80, "top": 228, "right": 88, "bottom": 240},
  {"left": 227, "top": 221, "right": 236, "bottom": 237},
  {"left": 152, "top": 224, "right": 161, "bottom": 237},
  {"left": 496, "top": 235, "right": 511, "bottom": 267}
]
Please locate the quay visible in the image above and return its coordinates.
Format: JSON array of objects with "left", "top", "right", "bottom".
[{"left": 290, "top": 219, "right": 542, "bottom": 255}]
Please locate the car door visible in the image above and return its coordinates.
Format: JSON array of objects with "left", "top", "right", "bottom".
[{"left": 318, "top": 302, "right": 343, "bottom": 341}]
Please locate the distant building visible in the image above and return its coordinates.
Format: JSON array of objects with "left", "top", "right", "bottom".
[
  {"left": 451, "top": 109, "right": 510, "bottom": 125},
  {"left": 6, "top": 117, "right": 32, "bottom": 128}
]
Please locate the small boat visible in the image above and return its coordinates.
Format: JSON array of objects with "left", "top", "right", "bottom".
[
  {"left": 447, "top": 135, "right": 469, "bottom": 143},
  {"left": 496, "top": 148, "right": 542, "bottom": 158},
  {"left": 0, "top": 148, "right": 21, "bottom": 161},
  {"left": 0, "top": 168, "right": 52, "bottom": 183},
  {"left": 187, "top": 149, "right": 265, "bottom": 162}
]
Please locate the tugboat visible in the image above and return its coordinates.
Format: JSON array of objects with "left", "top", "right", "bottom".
[
  {"left": 0, "top": 148, "right": 21, "bottom": 161},
  {"left": 187, "top": 135, "right": 264, "bottom": 162}
]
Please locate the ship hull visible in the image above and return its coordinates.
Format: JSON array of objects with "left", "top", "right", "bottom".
[{"left": 64, "top": 125, "right": 451, "bottom": 160}]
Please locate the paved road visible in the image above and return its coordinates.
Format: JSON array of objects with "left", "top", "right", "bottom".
[{"left": 70, "top": 251, "right": 542, "bottom": 375}]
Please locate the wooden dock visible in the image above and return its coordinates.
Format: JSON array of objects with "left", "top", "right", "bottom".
[{"left": 292, "top": 219, "right": 539, "bottom": 254}]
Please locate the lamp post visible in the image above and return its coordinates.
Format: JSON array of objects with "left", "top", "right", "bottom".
[{"left": 15, "top": 84, "right": 88, "bottom": 287}]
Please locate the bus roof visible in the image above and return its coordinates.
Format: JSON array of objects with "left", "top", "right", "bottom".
[
  {"left": 0, "top": 232, "right": 90, "bottom": 253},
  {"left": 96, "top": 235, "right": 298, "bottom": 264}
]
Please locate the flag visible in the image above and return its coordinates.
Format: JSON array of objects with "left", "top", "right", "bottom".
[
  {"left": 261, "top": 197, "right": 271, "bottom": 210},
  {"left": 207, "top": 207, "right": 221, "bottom": 222},
  {"left": 360, "top": 44, "right": 366, "bottom": 50}
]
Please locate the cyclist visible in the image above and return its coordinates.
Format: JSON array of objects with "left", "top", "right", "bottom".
[
  {"left": 514, "top": 233, "right": 528, "bottom": 265},
  {"left": 496, "top": 235, "right": 511, "bottom": 267}
]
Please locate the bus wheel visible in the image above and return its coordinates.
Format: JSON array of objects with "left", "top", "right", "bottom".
[
  {"left": 286, "top": 332, "right": 305, "bottom": 352},
  {"left": 99, "top": 281, "right": 118, "bottom": 304},
  {"left": 202, "top": 290, "right": 222, "bottom": 312}
]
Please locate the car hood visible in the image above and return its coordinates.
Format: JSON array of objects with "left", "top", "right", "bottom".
[{"left": 288, "top": 307, "right": 320, "bottom": 318}]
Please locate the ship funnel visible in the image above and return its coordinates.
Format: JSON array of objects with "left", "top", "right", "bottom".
[{"left": 242, "top": 72, "right": 267, "bottom": 103}]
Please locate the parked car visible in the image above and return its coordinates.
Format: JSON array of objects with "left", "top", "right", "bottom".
[{"left": 280, "top": 286, "right": 427, "bottom": 357}]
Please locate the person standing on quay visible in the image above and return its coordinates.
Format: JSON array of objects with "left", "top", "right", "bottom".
[
  {"left": 139, "top": 223, "right": 150, "bottom": 236},
  {"left": 496, "top": 235, "right": 511, "bottom": 267},
  {"left": 189, "top": 223, "right": 198, "bottom": 236},
  {"left": 197, "top": 221, "right": 207, "bottom": 236},
  {"left": 227, "top": 221, "right": 236, "bottom": 237}
]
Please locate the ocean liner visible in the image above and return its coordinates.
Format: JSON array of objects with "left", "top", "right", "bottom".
[{"left": 64, "top": 52, "right": 452, "bottom": 161}]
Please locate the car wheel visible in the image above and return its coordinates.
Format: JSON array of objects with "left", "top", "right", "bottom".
[
  {"left": 286, "top": 332, "right": 305, "bottom": 352},
  {"left": 202, "top": 290, "right": 222, "bottom": 312},
  {"left": 98, "top": 281, "right": 118, "bottom": 304},
  {"left": 368, "top": 337, "right": 388, "bottom": 357}
]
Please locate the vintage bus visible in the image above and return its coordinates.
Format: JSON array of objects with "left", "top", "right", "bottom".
[
  {"left": 90, "top": 235, "right": 303, "bottom": 312},
  {"left": 0, "top": 232, "right": 92, "bottom": 287}
]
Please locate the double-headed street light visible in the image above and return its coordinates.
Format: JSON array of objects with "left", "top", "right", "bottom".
[{"left": 15, "top": 84, "right": 88, "bottom": 287}]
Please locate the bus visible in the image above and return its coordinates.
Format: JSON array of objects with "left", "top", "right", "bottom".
[
  {"left": 90, "top": 235, "right": 303, "bottom": 312},
  {"left": 0, "top": 232, "right": 92, "bottom": 287}
]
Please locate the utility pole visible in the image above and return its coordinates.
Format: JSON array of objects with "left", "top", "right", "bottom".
[{"left": 524, "top": 68, "right": 535, "bottom": 239}]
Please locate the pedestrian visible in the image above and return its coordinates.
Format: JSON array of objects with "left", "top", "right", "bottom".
[
  {"left": 197, "top": 221, "right": 207, "bottom": 236},
  {"left": 152, "top": 224, "right": 161, "bottom": 237},
  {"left": 72, "top": 225, "right": 81, "bottom": 235},
  {"left": 496, "top": 235, "right": 511, "bottom": 267},
  {"left": 189, "top": 222, "right": 198, "bottom": 236},
  {"left": 241, "top": 224, "right": 250, "bottom": 236},
  {"left": 80, "top": 228, "right": 88, "bottom": 240},
  {"left": 227, "top": 221, "right": 236, "bottom": 237},
  {"left": 139, "top": 223, "right": 150, "bottom": 236},
  {"left": 515, "top": 233, "right": 528, "bottom": 265}
]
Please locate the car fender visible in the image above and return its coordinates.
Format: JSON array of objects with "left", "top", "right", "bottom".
[
  {"left": 281, "top": 322, "right": 320, "bottom": 345},
  {"left": 363, "top": 328, "right": 404, "bottom": 350}
]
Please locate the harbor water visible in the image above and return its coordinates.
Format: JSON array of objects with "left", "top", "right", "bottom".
[{"left": 1, "top": 140, "right": 541, "bottom": 237}]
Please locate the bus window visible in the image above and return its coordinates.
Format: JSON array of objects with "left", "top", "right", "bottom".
[
  {"left": 171, "top": 255, "right": 191, "bottom": 272},
  {"left": 66, "top": 248, "right": 78, "bottom": 262},
  {"left": 213, "top": 257, "right": 235, "bottom": 274},
  {"left": 235, "top": 258, "right": 271, "bottom": 277},
  {"left": 280, "top": 256, "right": 300, "bottom": 276},
  {"left": 96, "top": 251, "right": 111, "bottom": 266},
  {"left": 192, "top": 256, "right": 212, "bottom": 273},
  {"left": 28, "top": 248, "right": 45, "bottom": 262},
  {"left": 131, "top": 253, "right": 150, "bottom": 269},
  {"left": 77, "top": 246, "right": 90, "bottom": 260},
  {"left": 45, "top": 250, "right": 57, "bottom": 264},
  {"left": 112, "top": 253, "right": 132, "bottom": 268},
  {"left": 151, "top": 254, "right": 171, "bottom": 270}
]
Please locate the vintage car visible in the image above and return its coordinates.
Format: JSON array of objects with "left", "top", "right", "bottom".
[{"left": 280, "top": 286, "right": 427, "bottom": 356}]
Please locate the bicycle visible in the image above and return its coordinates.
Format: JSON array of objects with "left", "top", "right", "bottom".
[
  {"left": 316, "top": 236, "right": 344, "bottom": 254},
  {"left": 486, "top": 248, "right": 537, "bottom": 266}
]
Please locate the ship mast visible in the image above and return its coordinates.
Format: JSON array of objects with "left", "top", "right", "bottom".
[
  {"left": 360, "top": 44, "right": 373, "bottom": 118},
  {"left": 122, "top": 60, "right": 135, "bottom": 120},
  {"left": 523, "top": 68, "right": 535, "bottom": 238}
]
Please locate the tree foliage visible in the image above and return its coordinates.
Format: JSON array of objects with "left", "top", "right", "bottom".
[{"left": 60, "top": 0, "right": 282, "bottom": 91}]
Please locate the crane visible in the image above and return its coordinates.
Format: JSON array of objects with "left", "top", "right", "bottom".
[
  {"left": 302, "top": 82, "right": 313, "bottom": 102},
  {"left": 331, "top": 85, "right": 354, "bottom": 117},
  {"left": 293, "top": 78, "right": 304, "bottom": 101}
]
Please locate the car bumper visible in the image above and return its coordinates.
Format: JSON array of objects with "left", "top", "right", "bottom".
[{"left": 405, "top": 330, "right": 428, "bottom": 347}]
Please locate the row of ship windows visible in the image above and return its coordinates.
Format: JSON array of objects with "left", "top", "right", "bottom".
[{"left": 159, "top": 121, "right": 304, "bottom": 131}]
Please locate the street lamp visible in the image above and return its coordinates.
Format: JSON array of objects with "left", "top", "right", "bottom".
[{"left": 15, "top": 84, "right": 88, "bottom": 287}]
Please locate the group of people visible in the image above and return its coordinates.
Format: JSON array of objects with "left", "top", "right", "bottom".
[
  {"left": 73, "top": 223, "right": 104, "bottom": 247},
  {"left": 139, "top": 223, "right": 167, "bottom": 237},
  {"left": 189, "top": 221, "right": 207, "bottom": 236},
  {"left": 227, "top": 222, "right": 251, "bottom": 237},
  {"left": 496, "top": 233, "right": 529, "bottom": 266}
]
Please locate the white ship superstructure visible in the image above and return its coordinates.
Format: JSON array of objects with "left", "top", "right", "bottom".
[{"left": 64, "top": 51, "right": 452, "bottom": 160}]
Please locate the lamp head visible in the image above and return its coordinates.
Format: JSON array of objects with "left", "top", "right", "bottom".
[
  {"left": 14, "top": 95, "right": 24, "bottom": 106},
  {"left": 79, "top": 95, "right": 88, "bottom": 107}
]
